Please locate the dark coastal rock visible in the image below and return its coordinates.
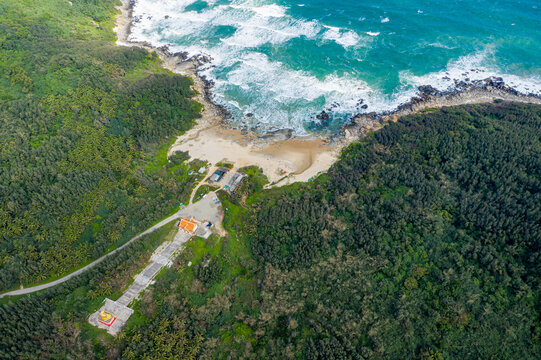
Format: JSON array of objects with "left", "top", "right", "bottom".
[
  {"left": 316, "top": 111, "right": 330, "bottom": 120},
  {"left": 261, "top": 129, "right": 293, "bottom": 141},
  {"left": 124, "top": 12, "right": 541, "bottom": 146},
  {"left": 173, "top": 51, "right": 189, "bottom": 60},
  {"left": 486, "top": 77, "right": 505, "bottom": 87},
  {"left": 140, "top": 41, "right": 153, "bottom": 48},
  {"left": 351, "top": 111, "right": 378, "bottom": 123},
  {"left": 157, "top": 45, "right": 170, "bottom": 54},
  {"left": 418, "top": 85, "right": 440, "bottom": 97},
  {"left": 347, "top": 75, "right": 541, "bottom": 137}
]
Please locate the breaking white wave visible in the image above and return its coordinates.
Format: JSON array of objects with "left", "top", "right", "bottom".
[
  {"left": 129, "top": 0, "right": 375, "bottom": 134},
  {"left": 322, "top": 25, "right": 365, "bottom": 48},
  {"left": 401, "top": 48, "right": 541, "bottom": 96},
  {"left": 229, "top": 3, "right": 287, "bottom": 17},
  {"left": 129, "top": 0, "right": 541, "bottom": 135}
]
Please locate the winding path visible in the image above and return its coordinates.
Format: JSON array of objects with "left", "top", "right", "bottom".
[{"left": 0, "top": 211, "right": 184, "bottom": 299}]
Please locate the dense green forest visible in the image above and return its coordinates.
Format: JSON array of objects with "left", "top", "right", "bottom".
[
  {"left": 118, "top": 103, "right": 541, "bottom": 359},
  {"left": 0, "top": 0, "right": 202, "bottom": 291},
  {"left": 0, "top": 0, "right": 540, "bottom": 359},
  {"left": 2, "top": 103, "right": 538, "bottom": 359},
  {"left": 0, "top": 221, "right": 185, "bottom": 359}
]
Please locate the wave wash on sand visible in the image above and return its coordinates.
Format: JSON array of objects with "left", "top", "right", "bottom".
[
  {"left": 126, "top": 0, "right": 541, "bottom": 135},
  {"left": 115, "top": 0, "right": 541, "bottom": 187}
]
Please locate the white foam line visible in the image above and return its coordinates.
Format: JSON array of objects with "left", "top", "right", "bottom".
[
  {"left": 401, "top": 48, "right": 541, "bottom": 95},
  {"left": 129, "top": 1, "right": 541, "bottom": 135}
]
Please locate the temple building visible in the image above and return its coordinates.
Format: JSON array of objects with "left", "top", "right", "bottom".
[
  {"left": 97, "top": 310, "right": 116, "bottom": 326},
  {"left": 179, "top": 218, "right": 198, "bottom": 233}
]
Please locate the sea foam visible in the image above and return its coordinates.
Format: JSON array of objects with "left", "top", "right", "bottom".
[
  {"left": 129, "top": 0, "right": 541, "bottom": 135},
  {"left": 401, "top": 49, "right": 541, "bottom": 96}
]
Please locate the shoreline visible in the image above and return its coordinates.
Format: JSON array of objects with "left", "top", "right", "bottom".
[
  {"left": 114, "top": 0, "right": 541, "bottom": 186},
  {"left": 114, "top": 0, "right": 340, "bottom": 186},
  {"left": 345, "top": 81, "right": 541, "bottom": 139}
]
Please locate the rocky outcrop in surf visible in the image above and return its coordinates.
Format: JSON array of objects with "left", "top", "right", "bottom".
[
  {"left": 117, "top": 0, "right": 541, "bottom": 147},
  {"left": 343, "top": 76, "right": 541, "bottom": 140}
]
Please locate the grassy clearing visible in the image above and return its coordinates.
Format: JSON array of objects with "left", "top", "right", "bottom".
[
  {"left": 216, "top": 161, "right": 234, "bottom": 169},
  {"left": 145, "top": 145, "right": 207, "bottom": 188},
  {"left": 8, "top": 0, "right": 118, "bottom": 41},
  {"left": 143, "top": 138, "right": 178, "bottom": 172},
  {"left": 232, "top": 166, "right": 269, "bottom": 205},
  {"left": 124, "top": 52, "right": 173, "bottom": 82}
]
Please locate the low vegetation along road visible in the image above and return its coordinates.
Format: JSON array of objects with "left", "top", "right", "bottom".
[{"left": 0, "top": 211, "right": 185, "bottom": 299}]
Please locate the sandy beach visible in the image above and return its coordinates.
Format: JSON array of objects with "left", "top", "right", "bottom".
[
  {"left": 114, "top": 0, "right": 344, "bottom": 186},
  {"left": 114, "top": 0, "right": 541, "bottom": 186}
]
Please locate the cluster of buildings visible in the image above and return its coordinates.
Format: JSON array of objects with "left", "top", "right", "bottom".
[
  {"left": 89, "top": 163, "right": 246, "bottom": 336},
  {"left": 208, "top": 166, "right": 246, "bottom": 193}
]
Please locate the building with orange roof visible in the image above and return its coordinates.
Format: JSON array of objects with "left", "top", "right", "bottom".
[{"left": 179, "top": 218, "right": 198, "bottom": 233}]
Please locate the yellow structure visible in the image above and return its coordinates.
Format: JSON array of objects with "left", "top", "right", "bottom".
[{"left": 98, "top": 310, "right": 116, "bottom": 326}]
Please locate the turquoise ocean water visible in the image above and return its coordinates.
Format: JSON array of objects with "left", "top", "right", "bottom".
[{"left": 130, "top": 0, "right": 541, "bottom": 134}]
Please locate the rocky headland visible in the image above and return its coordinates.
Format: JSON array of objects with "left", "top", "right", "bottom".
[{"left": 115, "top": 0, "right": 541, "bottom": 186}]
